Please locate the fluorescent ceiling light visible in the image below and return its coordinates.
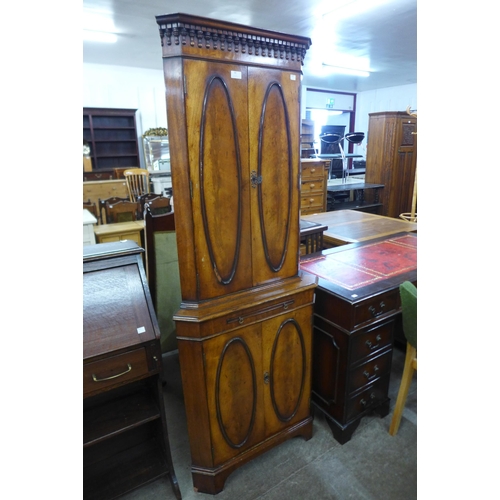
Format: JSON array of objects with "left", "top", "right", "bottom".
[{"left": 83, "top": 30, "right": 117, "bottom": 43}]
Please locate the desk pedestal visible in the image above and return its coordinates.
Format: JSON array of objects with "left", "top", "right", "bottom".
[{"left": 300, "top": 234, "right": 417, "bottom": 443}]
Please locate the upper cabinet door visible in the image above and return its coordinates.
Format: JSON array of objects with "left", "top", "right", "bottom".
[
  {"left": 248, "top": 67, "right": 301, "bottom": 286},
  {"left": 183, "top": 60, "right": 253, "bottom": 300}
]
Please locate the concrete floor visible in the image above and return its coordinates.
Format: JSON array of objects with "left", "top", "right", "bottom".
[{"left": 121, "top": 345, "right": 417, "bottom": 500}]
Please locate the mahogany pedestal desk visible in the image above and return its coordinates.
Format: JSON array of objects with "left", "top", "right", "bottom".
[
  {"left": 300, "top": 233, "right": 417, "bottom": 444},
  {"left": 83, "top": 241, "right": 181, "bottom": 500}
]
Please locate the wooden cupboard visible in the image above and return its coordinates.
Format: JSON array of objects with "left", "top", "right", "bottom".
[
  {"left": 364, "top": 111, "right": 417, "bottom": 218},
  {"left": 155, "top": 13, "right": 314, "bottom": 494}
]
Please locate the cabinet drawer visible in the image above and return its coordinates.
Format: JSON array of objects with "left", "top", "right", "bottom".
[
  {"left": 346, "top": 374, "right": 390, "bottom": 422},
  {"left": 301, "top": 195, "right": 324, "bottom": 211},
  {"left": 98, "top": 231, "right": 142, "bottom": 245},
  {"left": 348, "top": 349, "right": 392, "bottom": 393},
  {"left": 83, "top": 172, "right": 114, "bottom": 181},
  {"left": 301, "top": 179, "right": 324, "bottom": 194},
  {"left": 84, "top": 347, "right": 149, "bottom": 397},
  {"left": 301, "top": 163, "right": 326, "bottom": 179},
  {"left": 353, "top": 289, "right": 400, "bottom": 328},
  {"left": 351, "top": 321, "right": 393, "bottom": 362}
]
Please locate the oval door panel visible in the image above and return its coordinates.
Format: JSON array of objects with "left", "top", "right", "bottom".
[
  {"left": 215, "top": 337, "right": 257, "bottom": 448},
  {"left": 200, "top": 75, "right": 242, "bottom": 285},
  {"left": 257, "top": 82, "right": 292, "bottom": 272},
  {"left": 270, "top": 319, "right": 306, "bottom": 422}
]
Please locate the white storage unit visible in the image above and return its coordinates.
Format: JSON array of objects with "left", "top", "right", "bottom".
[{"left": 83, "top": 209, "right": 97, "bottom": 246}]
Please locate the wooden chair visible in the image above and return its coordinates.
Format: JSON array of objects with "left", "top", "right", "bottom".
[
  {"left": 144, "top": 208, "right": 181, "bottom": 354},
  {"left": 83, "top": 199, "right": 99, "bottom": 221},
  {"left": 144, "top": 196, "right": 171, "bottom": 217},
  {"left": 98, "top": 196, "right": 129, "bottom": 224},
  {"left": 124, "top": 168, "right": 150, "bottom": 202},
  {"left": 389, "top": 281, "right": 417, "bottom": 436},
  {"left": 137, "top": 193, "right": 162, "bottom": 219},
  {"left": 106, "top": 200, "right": 140, "bottom": 224}
]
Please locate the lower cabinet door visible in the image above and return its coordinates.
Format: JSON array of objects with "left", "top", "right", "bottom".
[
  {"left": 203, "top": 322, "right": 266, "bottom": 466},
  {"left": 201, "top": 304, "right": 313, "bottom": 466},
  {"left": 262, "top": 306, "right": 313, "bottom": 438}
]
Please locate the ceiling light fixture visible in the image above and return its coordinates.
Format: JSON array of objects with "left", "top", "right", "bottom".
[{"left": 83, "top": 30, "right": 118, "bottom": 43}]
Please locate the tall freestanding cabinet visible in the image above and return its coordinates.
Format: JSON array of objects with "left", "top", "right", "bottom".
[
  {"left": 155, "top": 14, "right": 315, "bottom": 494},
  {"left": 364, "top": 111, "right": 417, "bottom": 218}
]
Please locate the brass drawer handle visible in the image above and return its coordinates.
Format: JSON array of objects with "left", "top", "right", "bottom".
[
  {"left": 363, "top": 365, "right": 379, "bottom": 381},
  {"left": 92, "top": 363, "right": 132, "bottom": 382},
  {"left": 365, "top": 334, "right": 382, "bottom": 350},
  {"left": 360, "top": 393, "right": 376, "bottom": 407},
  {"left": 368, "top": 301, "right": 385, "bottom": 317}
]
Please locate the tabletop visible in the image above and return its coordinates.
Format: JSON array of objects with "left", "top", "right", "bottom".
[{"left": 300, "top": 209, "right": 417, "bottom": 247}]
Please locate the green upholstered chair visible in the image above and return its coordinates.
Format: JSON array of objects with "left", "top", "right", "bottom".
[
  {"left": 389, "top": 281, "right": 417, "bottom": 435},
  {"left": 144, "top": 208, "right": 181, "bottom": 354}
]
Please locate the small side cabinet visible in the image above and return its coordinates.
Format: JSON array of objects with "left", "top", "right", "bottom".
[{"left": 83, "top": 241, "right": 181, "bottom": 500}]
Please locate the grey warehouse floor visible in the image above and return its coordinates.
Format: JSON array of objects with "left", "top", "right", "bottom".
[{"left": 121, "top": 345, "right": 417, "bottom": 500}]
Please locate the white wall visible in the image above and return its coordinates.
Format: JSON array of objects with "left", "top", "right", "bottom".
[{"left": 83, "top": 63, "right": 168, "bottom": 167}]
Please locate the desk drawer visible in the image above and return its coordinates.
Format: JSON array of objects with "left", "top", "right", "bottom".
[
  {"left": 84, "top": 347, "right": 149, "bottom": 397},
  {"left": 353, "top": 289, "right": 400, "bottom": 328},
  {"left": 348, "top": 349, "right": 392, "bottom": 393},
  {"left": 351, "top": 321, "right": 393, "bottom": 363},
  {"left": 346, "top": 374, "right": 390, "bottom": 421},
  {"left": 98, "top": 231, "right": 141, "bottom": 245}
]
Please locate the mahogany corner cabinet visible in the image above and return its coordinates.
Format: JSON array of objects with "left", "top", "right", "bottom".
[{"left": 155, "top": 13, "right": 315, "bottom": 494}]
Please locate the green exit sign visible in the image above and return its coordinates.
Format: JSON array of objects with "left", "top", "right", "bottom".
[{"left": 326, "top": 98, "right": 335, "bottom": 109}]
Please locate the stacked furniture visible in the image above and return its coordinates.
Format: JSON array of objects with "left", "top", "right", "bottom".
[
  {"left": 83, "top": 241, "right": 181, "bottom": 500},
  {"left": 364, "top": 111, "right": 417, "bottom": 218},
  {"left": 155, "top": 13, "right": 316, "bottom": 494},
  {"left": 83, "top": 180, "right": 129, "bottom": 223},
  {"left": 300, "top": 158, "right": 330, "bottom": 215}
]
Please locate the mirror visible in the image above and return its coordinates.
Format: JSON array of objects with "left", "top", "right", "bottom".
[{"left": 142, "top": 129, "right": 170, "bottom": 173}]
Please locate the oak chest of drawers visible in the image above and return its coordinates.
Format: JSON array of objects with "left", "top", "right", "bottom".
[
  {"left": 300, "top": 159, "right": 330, "bottom": 215},
  {"left": 300, "top": 233, "right": 417, "bottom": 443},
  {"left": 83, "top": 241, "right": 181, "bottom": 499}
]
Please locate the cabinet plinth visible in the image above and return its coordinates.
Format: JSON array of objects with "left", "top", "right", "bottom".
[{"left": 156, "top": 13, "right": 313, "bottom": 494}]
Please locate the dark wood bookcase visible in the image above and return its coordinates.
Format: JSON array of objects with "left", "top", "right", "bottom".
[{"left": 83, "top": 107, "right": 140, "bottom": 171}]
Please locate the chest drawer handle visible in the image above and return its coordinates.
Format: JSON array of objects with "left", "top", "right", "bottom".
[
  {"left": 360, "top": 393, "right": 376, "bottom": 407},
  {"left": 363, "top": 365, "right": 379, "bottom": 381},
  {"left": 92, "top": 363, "right": 132, "bottom": 382},
  {"left": 365, "top": 334, "right": 382, "bottom": 351},
  {"left": 369, "top": 301, "right": 385, "bottom": 317}
]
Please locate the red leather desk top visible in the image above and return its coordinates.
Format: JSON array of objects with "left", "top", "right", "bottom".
[{"left": 300, "top": 233, "right": 417, "bottom": 301}]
